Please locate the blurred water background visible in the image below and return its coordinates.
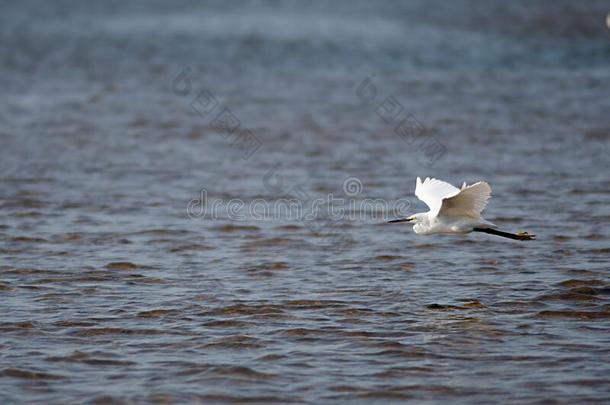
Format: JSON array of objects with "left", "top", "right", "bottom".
[{"left": 1, "top": 0, "right": 610, "bottom": 403}]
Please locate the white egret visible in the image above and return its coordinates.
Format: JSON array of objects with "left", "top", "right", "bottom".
[{"left": 389, "top": 177, "right": 535, "bottom": 241}]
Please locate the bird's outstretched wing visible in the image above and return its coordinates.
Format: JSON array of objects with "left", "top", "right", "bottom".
[
  {"left": 415, "top": 177, "right": 460, "bottom": 216},
  {"left": 439, "top": 181, "right": 491, "bottom": 218}
]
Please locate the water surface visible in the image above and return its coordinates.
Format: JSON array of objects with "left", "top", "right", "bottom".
[{"left": 1, "top": 0, "right": 610, "bottom": 403}]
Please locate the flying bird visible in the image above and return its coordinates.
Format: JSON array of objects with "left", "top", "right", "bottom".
[{"left": 389, "top": 177, "right": 535, "bottom": 241}]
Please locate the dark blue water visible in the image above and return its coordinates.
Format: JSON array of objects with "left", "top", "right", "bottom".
[{"left": 1, "top": 1, "right": 610, "bottom": 403}]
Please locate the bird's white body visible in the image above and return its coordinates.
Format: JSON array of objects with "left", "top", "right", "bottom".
[
  {"left": 389, "top": 177, "right": 534, "bottom": 240},
  {"left": 410, "top": 212, "right": 496, "bottom": 235},
  {"left": 408, "top": 177, "right": 496, "bottom": 235}
]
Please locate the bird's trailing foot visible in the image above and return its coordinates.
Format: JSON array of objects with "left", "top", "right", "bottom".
[
  {"left": 515, "top": 231, "right": 535, "bottom": 241},
  {"left": 473, "top": 228, "right": 536, "bottom": 241}
]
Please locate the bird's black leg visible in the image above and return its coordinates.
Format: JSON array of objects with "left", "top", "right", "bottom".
[{"left": 473, "top": 228, "right": 535, "bottom": 241}]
